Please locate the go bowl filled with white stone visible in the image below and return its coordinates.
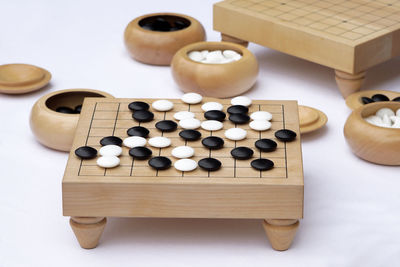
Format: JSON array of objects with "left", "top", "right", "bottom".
[
  {"left": 171, "top": 41, "right": 259, "bottom": 98},
  {"left": 344, "top": 102, "right": 400, "bottom": 165}
]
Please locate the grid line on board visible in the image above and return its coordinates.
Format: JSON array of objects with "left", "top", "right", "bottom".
[
  {"left": 104, "top": 103, "right": 120, "bottom": 176},
  {"left": 229, "top": 0, "right": 400, "bottom": 41},
  {"left": 78, "top": 101, "right": 291, "bottom": 179},
  {"left": 78, "top": 102, "right": 97, "bottom": 176}
]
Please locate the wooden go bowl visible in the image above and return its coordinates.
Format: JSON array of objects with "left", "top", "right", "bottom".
[
  {"left": 124, "top": 13, "right": 206, "bottom": 66},
  {"left": 345, "top": 89, "right": 400, "bottom": 110},
  {"left": 171, "top": 41, "right": 259, "bottom": 98},
  {"left": 344, "top": 102, "right": 400, "bottom": 165},
  {"left": 30, "top": 89, "right": 113, "bottom": 151}
]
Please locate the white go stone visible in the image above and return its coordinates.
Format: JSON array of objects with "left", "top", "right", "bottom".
[
  {"left": 397, "top": 109, "right": 400, "bottom": 117},
  {"left": 123, "top": 136, "right": 147, "bottom": 148},
  {"left": 174, "top": 159, "right": 198, "bottom": 172},
  {"left": 188, "top": 50, "right": 242, "bottom": 64},
  {"left": 224, "top": 128, "right": 247, "bottom": 141},
  {"left": 148, "top": 137, "right": 171, "bottom": 148},
  {"left": 201, "top": 120, "right": 223, "bottom": 131},
  {"left": 223, "top": 50, "right": 241, "bottom": 60},
  {"left": 250, "top": 111, "right": 272, "bottom": 121},
  {"left": 99, "top": 145, "right": 122, "bottom": 157},
  {"left": 200, "top": 50, "right": 209, "bottom": 58},
  {"left": 181, "top": 93, "right": 203, "bottom": 104},
  {"left": 152, "top": 100, "right": 174, "bottom": 111},
  {"left": 249, "top": 120, "right": 272, "bottom": 131},
  {"left": 204, "top": 50, "right": 225, "bottom": 64},
  {"left": 393, "top": 117, "right": 400, "bottom": 128},
  {"left": 97, "top": 156, "right": 120, "bottom": 168},
  {"left": 365, "top": 115, "right": 383, "bottom": 126},
  {"left": 179, "top": 118, "right": 201, "bottom": 129},
  {"left": 231, "top": 96, "right": 252, "bottom": 107},
  {"left": 188, "top": 51, "right": 204, "bottom": 62},
  {"left": 171, "top": 146, "right": 195, "bottom": 158},
  {"left": 201, "top": 102, "right": 223, "bottom": 112},
  {"left": 382, "top": 114, "right": 391, "bottom": 127},
  {"left": 376, "top": 108, "right": 395, "bottom": 118},
  {"left": 174, "top": 111, "right": 195, "bottom": 121}
]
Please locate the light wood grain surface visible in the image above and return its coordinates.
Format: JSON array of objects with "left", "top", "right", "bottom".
[{"left": 63, "top": 97, "right": 304, "bottom": 220}]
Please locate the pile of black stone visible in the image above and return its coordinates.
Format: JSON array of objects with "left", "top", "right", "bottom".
[
  {"left": 361, "top": 94, "right": 400, "bottom": 104},
  {"left": 139, "top": 16, "right": 190, "bottom": 32},
  {"left": 56, "top": 105, "right": 82, "bottom": 114}
]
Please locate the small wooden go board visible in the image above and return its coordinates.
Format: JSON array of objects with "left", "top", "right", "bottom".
[
  {"left": 214, "top": 0, "right": 400, "bottom": 96},
  {"left": 62, "top": 97, "right": 304, "bottom": 250}
]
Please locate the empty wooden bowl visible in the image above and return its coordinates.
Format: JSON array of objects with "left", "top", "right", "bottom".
[
  {"left": 344, "top": 102, "right": 400, "bottom": 165},
  {"left": 0, "top": 64, "right": 51, "bottom": 94},
  {"left": 124, "top": 13, "right": 206, "bottom": 65},
  {"left": 30, "top": 89, "right": 113, "bottom": 151},
  {"left": 171, "top": 41, "right": 259, "bottom": 98},
  {"left": 346, "top": 89, "right": 400, "bottom": 110}
]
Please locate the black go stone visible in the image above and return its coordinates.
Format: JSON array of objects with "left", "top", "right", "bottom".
[
  {"left": 179, "top": 130, "right": 202, "bottom": 141},
  {"left": 231, "top": 147, "right": 254, "bottom": 160},
  {"left": 100, "top": 136, "right": 123, "bottom": 146},
  {"left": 227, "top": 105, "right": 249, "bottom": 115},
  {"left": 155, "top": 120, "right": 177, "bottom": 132},
  {"left": 152, "top": 17, "right": 172, "bottom": 32},
  {"left": 132, "top": 110, "right": 154, "bottom": 122},
  {"left": 371, "top": 94, "right": 390, "bottom": 102},
  {"left": 127, "top": 126, "right": 149, "bottom": 137},
  {"left": 198, "top": 158, "right": 222, "bottom": 171},
  {"left": 392, "top": 96, "right": 400, "bottom": 102},
  {"left": 128, "top": 101, "right": 149, "bottom": 111},
  {"left": 74, "top": 146, "right": 97, "bottom": 159},
  {"left": 361, "top": 97, "right": 374, "bottom": 105},
  {"left": 255, "top": 139, "right": 277, "bottom": 152},
  {"left": 174, "top": 19, "right": 187, "bottom": 30},
  {"left": 148, "top": 156, "right": 171, "bottom": 170},
  {"left": 202, "top": 136, "right": 224, "bottom": 150},
  {"left": 251, "top": 158, "right": 274, "bottom": 171},
  {"left": 275, "top": 129, "right": 297, "bottom": 142},
  {"left": 129, "top": 147, "right": 152, "bottom": 160},
  {"left": 141, "top": 24, "right": 153, "bottom": 31},
  {"left": 74, "top": 105, "right": 82, "bottom": 113},
  {"left": 56, "top": 106, "right": 75, "bottom": 114},
  {"left": 204, "top": 110, "right": 226, "bottom": 122},
  {"left": 229, "top": 114, "right": 250, "bottom": 124}
]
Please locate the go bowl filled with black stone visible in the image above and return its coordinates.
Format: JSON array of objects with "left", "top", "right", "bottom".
[
  {"left": 345, "top": 89, "right": 400, "bottom": 111},
  {"left": 124, "top": 12, "right": 205, "bottom": 66},
  {"left": 30, "top": 88, "right": 113, "bottom": 151}
]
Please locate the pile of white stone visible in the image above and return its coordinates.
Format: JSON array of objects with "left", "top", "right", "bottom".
[
  {"left": 188, "top": 50, "right": 242, "bottom": 64},
  {"left": 364, "top": 107, "right": 400, "bottom": 128}
]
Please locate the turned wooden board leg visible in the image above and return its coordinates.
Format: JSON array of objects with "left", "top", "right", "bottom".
[
  {"left": 263, "top": 219, "right": 299, "bottom": 251},
  {"left": 335, "top": 70, "right": 366, "bottom": 98},
  {"left": 70, "top": 217, "right": 107, "bottom": 249},
  {"left": 221, "top": 33, "right": 249, "bottom": 47}
]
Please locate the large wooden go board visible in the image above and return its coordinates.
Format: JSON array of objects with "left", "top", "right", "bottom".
[
  {"left": 214, "top": 0, "right": 400, "bottom": 74},
  {"left": 63, "top": 98, "right": 304, "bottom": 220}
]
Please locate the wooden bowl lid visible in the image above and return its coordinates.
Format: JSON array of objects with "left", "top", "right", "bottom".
[
  {"left": 0, "top": 64, "right": 51, "bottom": 94},
  {"left": 345, "top": 89, "right": 400, "bottom": 110},
  {"left": 298, "top": 105, "right": 328, "bottom": 134}
]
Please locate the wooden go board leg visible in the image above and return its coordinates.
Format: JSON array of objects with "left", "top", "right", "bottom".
[
  {"left": 335, "top": 70, "right": 366, "bottom": 98},
  {"left": 221, "top": 33, "right": 249, "bottom": 47},
  {"left": 70, "top": 217, "right": 107, "bottom": 249},
  {"left": 263, "top": 219, "right": 299, "bottom": 251}
]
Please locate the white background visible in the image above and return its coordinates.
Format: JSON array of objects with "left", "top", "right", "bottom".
[{"left": 1, "top": 0, "right": 400, "bottom": 266}]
